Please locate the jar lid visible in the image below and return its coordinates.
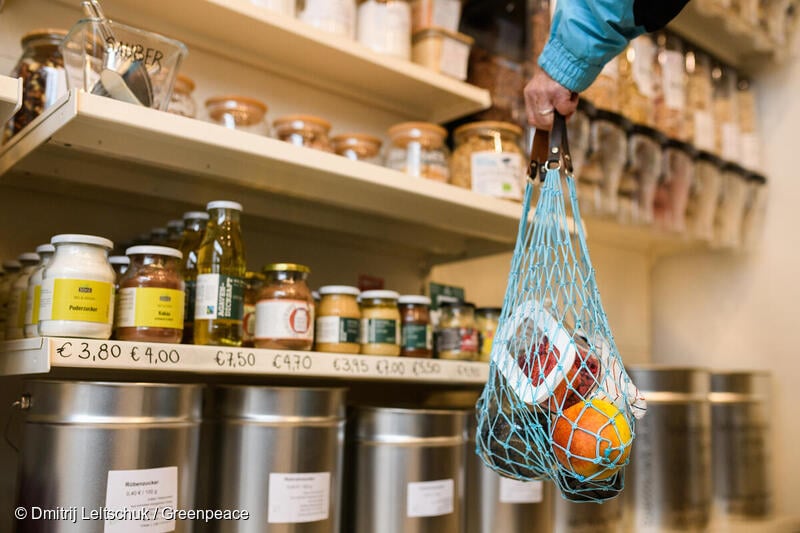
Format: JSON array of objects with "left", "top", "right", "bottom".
[
  {"left": 664, "top": 137, "right": 697, "bottom": 157},
  {"left": 387, "top": 122, "right": 447, "bottom": 141},
  {"left": 108, "top": 256, "right": 131, "bottom": 265},
  {"left": 18, "top": 252, "right": 40, "bottom": 263},
  {"left": 331, "top": 133, "right": 382, "bottom": 147},
  {"left": 175, "top": 74, "right": 195, "bottom": 92},
  {"left": 205, "top": 95, "right": 268, "bottom": 113},
  {"left": 183, "top": 211, "right": 210, "bottom": 221},
  {"left": 454, "top": 121, "right": 523, "bottom": 139},
  {"left": 207, "top": 200, "right": 243, "bottom": 212},
  {"left": 696, "top": 150, "right": 723, "bottom": 166},
  {"left": 411, "top": 27, "right": 474, "bottom": 46},
  {"left": 398, "top": 295, "right": 431, "bottom": 305},
  {"left": 51, "top": 234, "right": 114, "bottom": 250},
  {"left": 476, "top": 307, "right": 502, "bottom": 314},
  {"left": 319, "top": 285, "right": 360, "bottom": 296},
  {"left": 2, "top": 260, "right": 21, "bottom": 270},
  {"left": 35, "top": 244, "right": 55, "bottom": 255},
  {"left": 749, "top": 173, "right": 767, "bottom": 184},
  {"left": 151, "top": 227, "right": 168, "bottom": 236},
  {"left": 721, "top": 162, "right": 747, "bottom": 175},
  {"left": 263, "top": 263, "right": 311, "bottom": 274},
  {"left": 167, "top": 219, "right": 184, "bottom": 230},
  {"left": 361, "top": 290, "right": 399, "bottom": 301},
  {"left": 630, "top": 122, "right": 665, "bottom": 143},
  {"left": 273, "top": 114, "right": 332, "bottom": 132},
  {"left": 21, "top": 28, "right": 68, "bottom": 46},
  {"left": 126, "top": 246, "right": 183, "bottom": 259}
]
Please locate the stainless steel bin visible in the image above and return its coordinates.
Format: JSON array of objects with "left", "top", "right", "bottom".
[
  {"left": 208, "top": 386, "right": 345, "bottom": 532},
  {"left": 624, "top": 367, "right": 712, "bottom": 533},
  {"left": 16, "top": 380, "right": 202, "bottom": 533},
  {"left": 350, "top": 407, "right": 467, "bottom": 533},
  {"left": 553, "top": 495, "right": 623, "bottom": 533}
]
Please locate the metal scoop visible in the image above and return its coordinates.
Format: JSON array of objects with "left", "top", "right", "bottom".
[{"left": 83, "top": 0, "right": 153, "bottom": 107}]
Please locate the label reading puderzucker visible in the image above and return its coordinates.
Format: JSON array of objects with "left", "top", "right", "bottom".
[
  {"left": 194, "top": 274, "right": 244, "bottom": 321},
  {"left": 38, "top": 278, "right": 113, "bottom": 324},
  {"left": 360, "top": 318, "right": 399, "bottom": 345},
  {"left": 402, "top": 324, "right": 432, "bottom": 351},
  {"left": 316, "top": 316, "right": 360, "bottom": 344},
  {"left": 116, "top": 287, "right": 184, "bottom": 329},
  {"left": 255, "top": 300, "right": 314, "bottom": 341}
]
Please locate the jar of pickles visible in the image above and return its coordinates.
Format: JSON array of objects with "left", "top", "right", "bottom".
[
  {"left": 654, "top": 32, "right": 687, "bottom": 141},
  {"left": 385, "top": 122, "right": 450, "bottom": 182},
  {"left": 255, "top": 264, "right": 314, "bottom": 350},
  {"left": 331, "top": 133, "right": 382, "bottom": 163},
  {"left": 316, "top": 285, "right": 361, "bottom": 354},
  {"left": 451, "top": 121, "right": 525, "bottom": 201},
  {"left": 686, "top": 151, "right": 724, "bottom": 242},
  {"left": 435, "top": 301, "right": 478, "bottom": 361},
  {"left": 654, "top": 139, "right": 696, "bottom": 233},
  {"left": 359, "top": 290, "right": 401, "bottom": 356},
  {"left": 168, "top": 74, "right": 198, "bottom": 118},
  {"left": 273, "top": 115, "right": 333, "bottom": 152},
  {"left": 476, "top": 307, "right": 500, "bottom": 363},
  {"left": 398, "top": 295, "right": 432, "bottom": 358},
  {"left": 206, "top": 96, "right": 268, "bottom": 135},
  {"left": 618, "top": 35, "right": 657, "bottom": 127}
]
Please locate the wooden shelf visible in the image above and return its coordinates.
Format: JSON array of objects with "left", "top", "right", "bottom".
[
  {"left": 0, "top": 75, "right": 22, "bottom": 126},
  {"left": 51, "top": 0, "right": 490, "bottom": 123},
  {"left": 0, "top": 337, "right": 489, "bottom": 386}
]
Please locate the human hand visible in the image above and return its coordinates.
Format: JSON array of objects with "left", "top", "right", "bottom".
[{"left": 524, "top": 68, "right": 579, "bottom": 130}]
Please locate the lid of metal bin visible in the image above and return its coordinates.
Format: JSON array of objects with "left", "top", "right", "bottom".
[
  {"left": 710, "top": 371, "right": 770, "bottom": 402},
  {"left": 355, "top": 407, "right": 467, "bottom": 444},
  {"left": 626, "top": 366, "right": 711, "bottom": 401},
  {"left": 213, "top": 385, "right": 345, "bottom": 423}
]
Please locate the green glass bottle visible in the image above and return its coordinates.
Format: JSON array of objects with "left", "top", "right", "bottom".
[
  {"left": 193, "top": 201, "right": 246, "bottom": 346},
  {"left": 178, "top": 211, "right": 209, "bottom": 344}
]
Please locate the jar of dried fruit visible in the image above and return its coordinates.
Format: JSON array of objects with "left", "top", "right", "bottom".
[{"left": 3, "top": 29, "right": 68, "bottom": 144}]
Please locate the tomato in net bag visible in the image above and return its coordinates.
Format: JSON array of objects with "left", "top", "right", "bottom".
[{"left": 475, "top": 114, "right": 647, "bottom": 502}]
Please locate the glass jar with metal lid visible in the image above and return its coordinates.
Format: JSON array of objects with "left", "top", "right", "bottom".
[
  {"left": 3, "top": 29, "right": 68, "bottom": 144},
  {"left": 359, "top": 290, "right": 401, "bottom": 356},
  {"left": 168, "top": 74, "right": 198, "bottom": 118},
  {"left": 316, "top": 285, "right": 361, "bottom": 354},
  {"left": 385, "top": 122, "right": 450, "bottom": 183},
  {"left": 255, "top": 263, "right": 314, "bottom": 350},
  {"left": 206, "top": 95, "right": 269, "bottom": 135},
  {"left": 116, "top": 246, "right": 185, "bottom": 343},
  {"left": 475, "top": 307, "right": 501, "bottom": 363},
  {"left": 451, "top": 121, "right": 525, "bottom": 201},
  {"left": 436, "top": 301, "right": 479, "bottom": 361},
  {"left": 331, "top": 133, "right": 383, "bottom": 164},
  {"left": 398, "top": 295, "right": 432, "bottom": 358},
  {"left": 273, "top": 114, "right": 333, "bottom": 152}
]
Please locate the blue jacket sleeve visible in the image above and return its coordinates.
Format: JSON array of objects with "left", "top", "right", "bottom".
[{"left": 538, "top": 0, "right": 645, "bottom": 92}]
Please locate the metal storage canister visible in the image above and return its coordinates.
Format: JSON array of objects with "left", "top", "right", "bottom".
[
  {"left": 624, "top": 367, "right": 712, "bottom": 533},
  {"left": 208, "top": 386, "right": 345, "bottom": 532},
  {"left": 349, "top": 407, "right": 466, "bottom": 533},
  {"left": 466, "top": 416, "right": 552, "bottom": 533},
  {"left": 553, "top": 495, "right": 624, "bottom": 533},
  {"left": 710, "top": 371, "right": 772, "bottom": 519},
  {"left": 15, "top": 380, "right": 201, "bottom": 533}
]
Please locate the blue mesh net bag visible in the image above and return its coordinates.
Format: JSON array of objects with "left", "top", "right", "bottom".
[{"left": 475, "top": 114, "right": 648, "bottom": 502}]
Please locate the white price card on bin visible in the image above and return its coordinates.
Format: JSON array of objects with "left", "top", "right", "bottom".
[
  {"left": 268, "top": 472, "right": 330, "bottom": 524},
  {"left": 407, "top": 479, "right": 454, "bottom": 517},
  {"left": 499, "top": 478, "right": 543, "bottom": 504},
  {"left": 104, "top": 466, "right": 178, "bottom": 532}
]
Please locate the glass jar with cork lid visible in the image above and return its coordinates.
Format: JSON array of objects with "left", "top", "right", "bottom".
[{"left": 385, "top": 122, "right": 450, "bottom": 182}]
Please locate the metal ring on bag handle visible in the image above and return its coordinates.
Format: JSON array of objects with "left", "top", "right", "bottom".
[{"left": 547, "top": 111, "right": 574, "bottom": 175}]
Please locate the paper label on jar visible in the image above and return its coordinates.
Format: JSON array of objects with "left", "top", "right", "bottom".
[
  {"left": 436, "top": 327, "right": 479, "bottom": 353},
  {"left": 402, "top": 323, "right": 432, "bottom": 351},
  {"left": 740, "top": 132, "right": 760, "bottom": 170},
  {"left": 632, "top": 37, "right": 656, "bottom": 98},
  {"left": 359, "top": 318, "right": 399, "bottom": 345},
  {"left": 499, "top": 478, "right": 544, "bottom": 503},
  {"left": 316, "top": 316, "right": 360, "bottom": 344},
  {"left": 721, "top": 122, "right": 740, "bottom": 161},
  {"left": 39, "top": 278, "right": 113, "bottom": 324},
  {"left": 24, "top": 284, "right": 41, "bottom": 327},
  {"left": 116, "top": 287, "right": 184, "bottom": 329},
  {"left": 256, "top": 300, "right": 314, "bottom": 341},
  {"left": 268, "top": 472, "right": 330, "bottom": 524},
  {"left": 661, "top": 50, "right": 686, "bottom": 110},
  {"left": 243, "top": 302, "right": 256, "bottom": 343},
  {"left": 194, "top": 274, "right": 244, "bottom": 321},
  {"left": 407, "top": 479, "right": 454, "bottom": 518},
  {"left": 440, "top": 37, "right": 470, "bottom": 80},
  {"left": 470, "top": 151, "right": 523, "bottom": 200},
  {"left": 693, "top": 111, "right": 715, "bottom": 152},
  {"left": 104, "top": 466, "right": 177, "bottom": 532}
]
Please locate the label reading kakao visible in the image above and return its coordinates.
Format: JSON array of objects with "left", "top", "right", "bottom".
[
  {"left": 39, "top": 278, "right": 113, "bottom": 324},
  {"left": 360, "top": 318, "right": 399, "bottom": 345},
  {"left": 402, "top": 324, "right": 432, "bottom": 351},
  {"left": 117, "top": 287, "right": 184, "bottom": 329},
  {"left": 316, "top": 316, "right": 360, "bottom": 344},
  {"left": 194, "top": 274, "right": 244, "bottom": 321}
]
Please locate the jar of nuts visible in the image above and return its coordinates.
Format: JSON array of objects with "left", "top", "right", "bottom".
[
  {"left": 3, "top": 29, "right": 68, "bottom": 145},
  {"left": 385, "top": 122, "right": 450, "bottom": 182},
  {"left": 451, "top": 121, "right": 525, "bottom": 201}
]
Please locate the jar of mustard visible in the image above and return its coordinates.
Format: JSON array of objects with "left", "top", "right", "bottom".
[
  {"left": 435, "top": 301, "right": 479, "bottom": 361},
  {"left": 315, "top": 285, "right": 361, "bottom": 353},
  {"left": 359, "top": 290, "right": 401, "bottom": 356},
  {"left": 255, "top": 263, "right": 314, "bottom": 350},
  {"left": 398, "top": 295, "right": 432, "bottom": 358}
]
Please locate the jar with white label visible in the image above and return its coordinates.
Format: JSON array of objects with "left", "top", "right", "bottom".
[
  {"left": 686, "top": 48, "right": 716, "bottom": 153},
  {"left": 38, "top": 234, "right": 116, "bottom": 339},
  {"left": 255, "top": 264, "right": 314, "bottom": 350},
  {"left": 359, "top": 290, "right": 401, "bottom": 356},
  {"left": 654, "top": 32, "right": 687, "bottom": 141},
  {"left": 5, "top": 253, "right": 41, "bottom": 340},
  {"left": 386, "top": 122, "right": 451, "bottom": 182},
  {"left": 299, "top": 0, "right": 357, "bottom": 38},
  {"left": 451, "top": 121, "right": 525, "bottom": 201},
  {"left": 619, "top": 35, "right": 656, "bottom": 127},
  {"left": 357, "top": 0, "right": 412, "bottom": 59},
  {"left": 436, "top": 301, "right": 479, "bottom": 361},
  {"left": 24, "top": 244, "right": 55, "bottom": 338},
  {"left": 713, "top": 64, "right": 740, "bottom": 161},
  {"left": 316, "top": 285, "right": 361, "bottom": 354}
]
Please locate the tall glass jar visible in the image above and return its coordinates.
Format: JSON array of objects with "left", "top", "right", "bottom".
[
  {"left": 738, "top": 77, "right": 760, "bottom": 171},
  {"left": 713, "top": 64, "right": 740, "bottom": 162},
  {"left": 582, "top": 55, "right": 620, "bottom": 113},
  {"left": 24, "top": 244, "right": 56, "bottom": 338},
  {"left": 686, "top": 48, "right": 716, "bottom": 153},
  {"left": 179, "top": 211, "right": 209, "bottom": 344},
  {"left": 298, "top": 0, "right": 357, "bottom": 38},
  {"left": 654, "top": 32, "right": 687, "bottom": 141},
  {"left": 618, "top": 35, "right": 657, "bottom": 127},
  {"left": 3, "top": 29, "right": 68, "bottom": 144},
  {"left": 194, "top": 201, "right": 246, "bottom": 346},
  {"left": 255, "top": 264, "right": 314, "bottom": 350},
  {"left": 451, "top": 121, "right": 525, "bottom": 201},
  {"left": 168, "top": 74, "right": 198, "bottom": 118},
  {"left": 273, "top": 115, "right": 333, "bottom": 152},
  {"left": 435, "top": 301, "right": 478, "bottom": 361},
  {"left": 357, "top": 0, "right": 412, "bottom": 59},
  {"left": 385, "top": 122, "right": 450, "bottom": 182},
  {"left": 359, "top": 290, "right": 401, "bottom": 356}
]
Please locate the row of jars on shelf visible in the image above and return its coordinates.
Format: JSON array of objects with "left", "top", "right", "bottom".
[
  {"left": 567, "top": 100, "right": 768, "bottom": 250},
  {"left": 698, "top": 0, "right": 800, "bottom": 45}
]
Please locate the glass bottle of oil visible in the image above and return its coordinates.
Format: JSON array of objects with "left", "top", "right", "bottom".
[
  {"left": 178, "top": 210, "right": 210, "bottom": 343},
  {"left": 193, "top": 201, "right": 246, "bottom": 346}
]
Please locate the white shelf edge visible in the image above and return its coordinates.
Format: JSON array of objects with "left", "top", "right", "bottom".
[
  {"left": 0, "top": 337, "right": 489, "bottom": 385},
  {"left": 0, "top": 75, "right": 22, "bottom": 125}
]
